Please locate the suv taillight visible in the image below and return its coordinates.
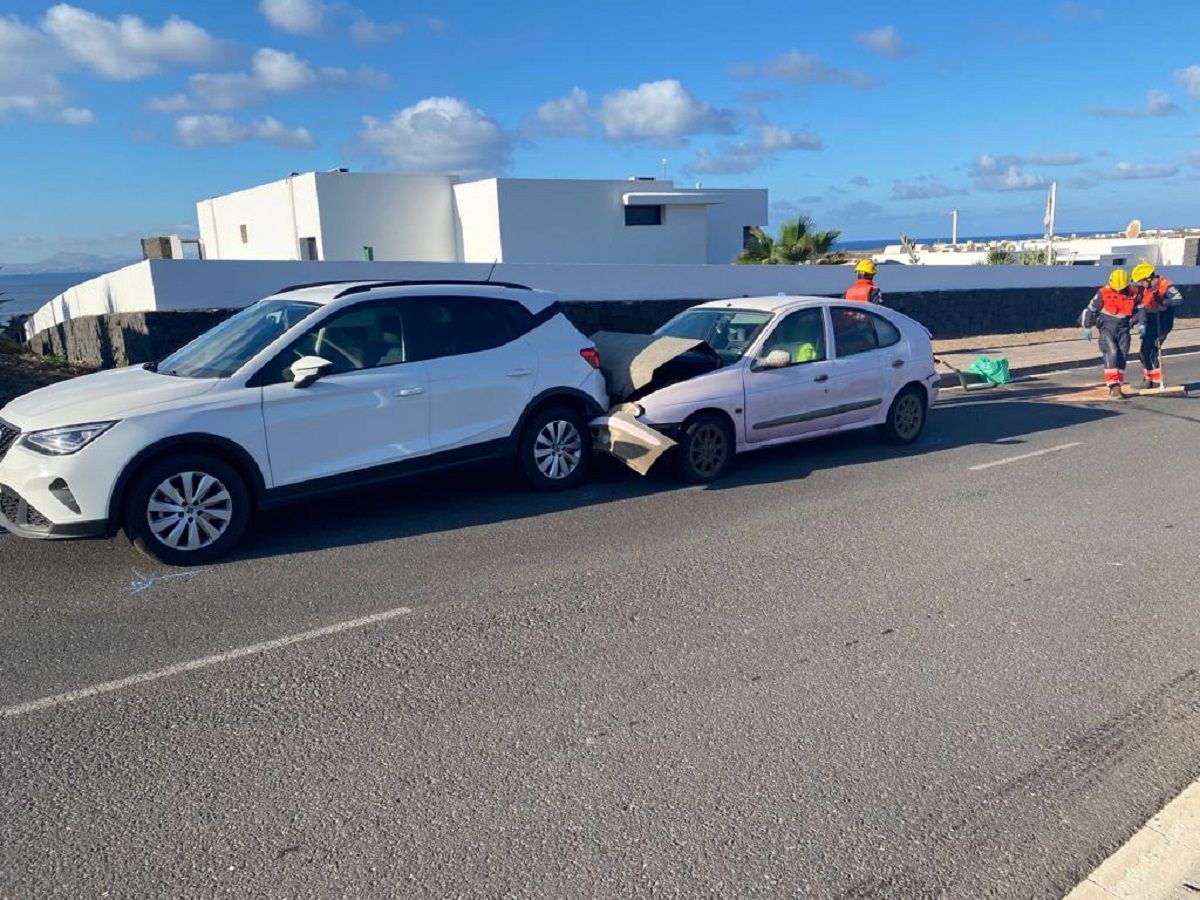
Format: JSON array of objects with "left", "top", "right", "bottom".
[{"left": 580, "top": 347, "right": 601, "bottom": 369}]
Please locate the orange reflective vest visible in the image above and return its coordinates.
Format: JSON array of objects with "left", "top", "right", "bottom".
[
  {"left": 1099, "top": 286, "right": 1137, "bottom": 318},
  {"left": 845, "top": 278, "right": 877, "bottom": 303},
  {"left": 1142, "top": 275, "right": 1175, "bottom": 312}
]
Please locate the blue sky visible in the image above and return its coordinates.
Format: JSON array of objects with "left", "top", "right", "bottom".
[{"left": 1, "top": 0, "right": 1198, "bottom": 262}]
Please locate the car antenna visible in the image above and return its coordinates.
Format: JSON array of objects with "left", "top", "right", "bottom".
[{"left": 484, "top": 258, "right": 498, "bottom": 283}]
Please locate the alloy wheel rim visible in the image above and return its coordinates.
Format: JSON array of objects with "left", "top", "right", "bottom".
[
  {"left": 146, "top": 471, "right": 233, "bottom": 551},
  {"left": 690, "top": 424, "right": 728, "bottom": 475},
  {"left": 895, "top": 395, "right": 923, "bottom": 439},
  {"left": 534, "top": 420, "right": 583, "bottom": 480}
]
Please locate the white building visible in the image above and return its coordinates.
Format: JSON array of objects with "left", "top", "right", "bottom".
[
  {"left": 874, "top": 232, "right": 1200, "bottom": 267},
  {"left": 196, "top": 171, "right": 767, "bottom": 266}
]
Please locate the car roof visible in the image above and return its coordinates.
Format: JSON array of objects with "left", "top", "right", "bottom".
[
  {"left": 691, "top": 294, "right": 842, "bottom": 314},
  {"left": 270, "top": 280, "right": 557, "bottom": 312}
]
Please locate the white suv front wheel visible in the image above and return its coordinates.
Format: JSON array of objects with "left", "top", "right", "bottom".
[{"left": 124, "top": 453, "right": 251, "bottom": 566}]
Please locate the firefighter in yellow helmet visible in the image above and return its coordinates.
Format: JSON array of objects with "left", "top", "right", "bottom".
[
  {"left": 1131, "top": 262, "right": 1184, "bottom": 389},
  {"left": 845, "top": 259, "right": 883, "bottom": 304},
  {"left": 1081, "top": 269, "right": 1144, "bottom": 399}
]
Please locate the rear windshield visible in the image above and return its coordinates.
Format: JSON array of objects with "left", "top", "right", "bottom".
[{"left": 655, "top": 309, "right": 773, "bottom": 365}]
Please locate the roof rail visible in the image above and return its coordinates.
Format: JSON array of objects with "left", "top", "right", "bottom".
[
  {"left": 275, "top": 279, "right": 361, "bottom": 293},
  {"left": 333, "top": 279, "right": 532, "bottom": 298}
]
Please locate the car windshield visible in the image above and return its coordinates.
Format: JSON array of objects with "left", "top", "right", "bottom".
[
  {"left": 155, "top": 299, "right": 320, "bottom": 379},
  {"left": 654, "top": 308, "right": 773, "bottom": 364}
]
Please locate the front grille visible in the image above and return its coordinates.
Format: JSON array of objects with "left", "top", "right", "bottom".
[
  {"left": 0, "top": 485, "right": 50, "bottom": 532},
  {"left": 0, "top": 419, "right": 18, "bottom": 462}
]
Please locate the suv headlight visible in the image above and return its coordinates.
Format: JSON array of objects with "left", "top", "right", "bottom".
[{"left": 20, "top": 421, "right": 118, "bottom": 456}]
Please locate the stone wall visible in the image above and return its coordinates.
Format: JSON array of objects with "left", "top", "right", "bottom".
[{"left": 26, "top": 285, "right": 1199, "bottom": 368}]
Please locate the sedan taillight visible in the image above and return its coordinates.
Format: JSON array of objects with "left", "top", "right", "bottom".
[{"left": 580, "top": 347, "right": 601, "bottom": 369}]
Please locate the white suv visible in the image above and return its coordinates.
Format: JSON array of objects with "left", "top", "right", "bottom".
[{"left": 0, "top": 280, "right": 607, "bottom": 564}]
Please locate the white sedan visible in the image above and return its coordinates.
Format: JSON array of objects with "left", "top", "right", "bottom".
[{"left": 627, "top": 295, "right": 939, "bottom": 482}]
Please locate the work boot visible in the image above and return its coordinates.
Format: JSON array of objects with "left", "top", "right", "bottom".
[
  {"left": 1109, "top": 384, "right": 1125, "bottom": 400},
  {"left": 1139, "top": 379, "right": 1158, "bottom": 390}
]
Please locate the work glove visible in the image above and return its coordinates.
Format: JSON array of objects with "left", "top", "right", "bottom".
[
  {"left": 1082, "top": 328, "right": 1093, "bottom": 342},
  {"left": 1137, "top": 324, "right": 1147, "bottom": 337}
]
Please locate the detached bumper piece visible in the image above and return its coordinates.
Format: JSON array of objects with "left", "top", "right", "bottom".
[
  {"left": 590, "top": 411, "right": 677, "bottom": 476},
  {"left": 0, "top": 484, "right": 106, "bottom": 540}
]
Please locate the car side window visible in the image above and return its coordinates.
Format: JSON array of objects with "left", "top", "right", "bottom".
[
  {"left": 872, "top": 313, "right": 902, "bottom": 348},
  {"left": 832, "top": 307, "right": 881, "bottom": 357},
  {"left": 259, "top": 301, "right": 409, "bottom": 384},
  {"left": 760, "top": 308, "right": 827, "bottom": 365},
  {"left": 405, "top": 297, "right": 521, "bottom": 362}
]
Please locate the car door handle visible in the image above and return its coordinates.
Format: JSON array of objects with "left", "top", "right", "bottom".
[
  {"left": 394, "top": 386, "right": 425, "bottom": 397},
  {"left": 892, "top": 359, "right": 906, "bottom": 369},
  {"left": 814, "top": 374, "right": 830, "bottom": 383},
  {"left": 506, "top": 368, "right": 533, "bottom": 378}
]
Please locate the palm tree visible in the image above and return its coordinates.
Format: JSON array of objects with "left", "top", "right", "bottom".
[
  {"left": 986, "top": 246, "right": 1017, "bottom": 265},
  {"left": 736, "top": 216, "right": 842, "bottom": 265}
]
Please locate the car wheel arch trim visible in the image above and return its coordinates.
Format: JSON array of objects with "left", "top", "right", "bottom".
[{"left": 107, "top": 433, "right": 268, "bottom": 530}]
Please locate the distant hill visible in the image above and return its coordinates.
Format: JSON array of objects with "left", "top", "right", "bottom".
[{"left": 1, "top": 252, "right": 138, "bottom": 275}]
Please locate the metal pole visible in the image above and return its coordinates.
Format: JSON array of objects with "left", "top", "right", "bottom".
[{"left": 951, "top": 209, "right": 958, "bottom": 246}]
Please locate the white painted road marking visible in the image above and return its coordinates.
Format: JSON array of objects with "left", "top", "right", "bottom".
[
  {"left": 969, "top": 442, "right": 1083, "bottom": 472},
  {"left": 0, "top": 605, "right": 414, "bottom": 720},
  {"left": 1065, "top": 778, "right": 1200, "bottom": 900}
]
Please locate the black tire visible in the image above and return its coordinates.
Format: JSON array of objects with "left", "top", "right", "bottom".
[
  {"left": 518, "top": 405, "right": 591, "bottom": 491},
  {"left": 877, "top": 386, "right": 928, "bottom": 446},
  {"left": 123, "top": 453, "right": 251, "bottom": 566},
  {"left": 675, "top": 412, "right": 734, "bottom": 483}
]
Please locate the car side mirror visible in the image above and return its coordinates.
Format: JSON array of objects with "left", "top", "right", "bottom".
[
  {"left": 290, "top": 355, "right": 333, "bottom": 388},
  {"left": 755, "top": 349, "right": 792, "bottom": 370}
]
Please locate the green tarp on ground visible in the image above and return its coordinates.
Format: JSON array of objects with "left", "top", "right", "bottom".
[{"left": 966, "top": 355, "right": 1012, "bottom": 385}]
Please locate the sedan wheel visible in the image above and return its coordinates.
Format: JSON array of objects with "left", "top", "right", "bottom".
[
  {"left": 878, "top": 387, "right": 927, "bottom": 446},
  {"left": 676, "top": 413, "right": 734, "bottom": 483}
]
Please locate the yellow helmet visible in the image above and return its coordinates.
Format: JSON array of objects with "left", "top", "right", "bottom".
[
  {"left": 1108, "top": 269, "right": 1130, "bottom": 291},
  {"left": 855, "top": 259, "right": 877, "bottom": 276},
  {"left": 1131, "top": 262, "right": 1155, "bottom": 282}
]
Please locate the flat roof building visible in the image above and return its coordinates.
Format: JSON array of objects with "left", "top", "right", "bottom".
[{"left": 196, "top": 171, "right": 767, "bottom": 267}]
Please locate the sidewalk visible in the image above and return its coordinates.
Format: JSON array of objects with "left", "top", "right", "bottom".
[{"left": 933, "top": 324, "right": 1200, "bottom": 389}]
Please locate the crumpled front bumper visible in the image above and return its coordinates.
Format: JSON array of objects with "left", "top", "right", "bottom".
[{"left": 589, "top": 409, "right": 678, "bottom": 476}]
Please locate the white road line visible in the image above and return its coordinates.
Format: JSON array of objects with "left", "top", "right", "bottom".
[
  {"left": 969, "top": 442, "right": 1083, "bottom": 472},
  {"left": 0, "top": 605, "right": 413, "bottom": 720},
  {"left": 1064, "top": 779, "right": 1200, "bottom": 900}
]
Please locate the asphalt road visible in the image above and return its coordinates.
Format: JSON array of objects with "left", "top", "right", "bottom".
[{"left": 4, "top": 355, "right": 1200, "bottom": 898}]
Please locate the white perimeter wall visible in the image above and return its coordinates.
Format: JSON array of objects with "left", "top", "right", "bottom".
[
  {"left": 27, "top": 259, "right": 1200, "bottom": 337},
  {"left": 492, "top": 179, "right": 710, "bottom": 265},
  {"left": 313, "top": 172, "right": 458, "bottom": 262},
  {"left": 197, "top": 175, "right": 320, "bottom": 262}
]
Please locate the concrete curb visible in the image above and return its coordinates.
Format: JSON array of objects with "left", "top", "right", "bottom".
[
  {"left": 937, "top": 342, "right": 1200, "bottom": 390},
  {"left": 1064, "top": 779, "right": 1200, "bottom": 900}
]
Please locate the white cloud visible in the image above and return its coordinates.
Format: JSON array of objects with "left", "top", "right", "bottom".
[
  {"left": 148, "top": 48, "right": 389, "bottom": 111},
  {"left": 174, "top": 114, "right": 315, "bottom": 148},
  {"left": 42, "top": 4, "right": 220, "bottom": 80},
  {"left": 359, "top": 97, "right": 511, "bottom": 176},
  {"left": 1089, "top": 89, "right": 1178, "bottom": 118},
  {"left": 891, "top": 180, "right": 964, "bottom": 200},
  {"left": 854, "top": 25, "right": 911, "bottom": 59},
  {"left": 597, "top": 80, "right": 735, "bottom": 142},
  {"left": 1058, "top": 1, "right": 1103, "bottom": 23},
  {"left": 1176, "top": 66, "right": 1200, "bottom": 98},
  {"left": 731, "top": 50, "right": 876, "bottom": 89},
  {"left": 690, "top": 123, "right": 822, "bottom": 175},
  {"left": 1025, "top": 152, "right": 1089, "bottom": 166},
  {"left": 970, "top": 154, "right": 1048, "bottom": 191},
  {"left": 0, "top": 15, "right": 94, "bottom": 125},
  {"left": 526, "top": 87, "right": 590, "bottom": 137},
  {"left": 259, "top": 0, "right": 326, "bottom": 36},
  {"left": 349, "top": 14, "right": 404, "bottom": 42},
  {"left": 1104, "top": 161, "right": 1179, "bottom": 180}
]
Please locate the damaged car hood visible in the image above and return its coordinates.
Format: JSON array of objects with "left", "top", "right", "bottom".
[{"left": 590, "top": 331, "right": 723, "bottom": 404}]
